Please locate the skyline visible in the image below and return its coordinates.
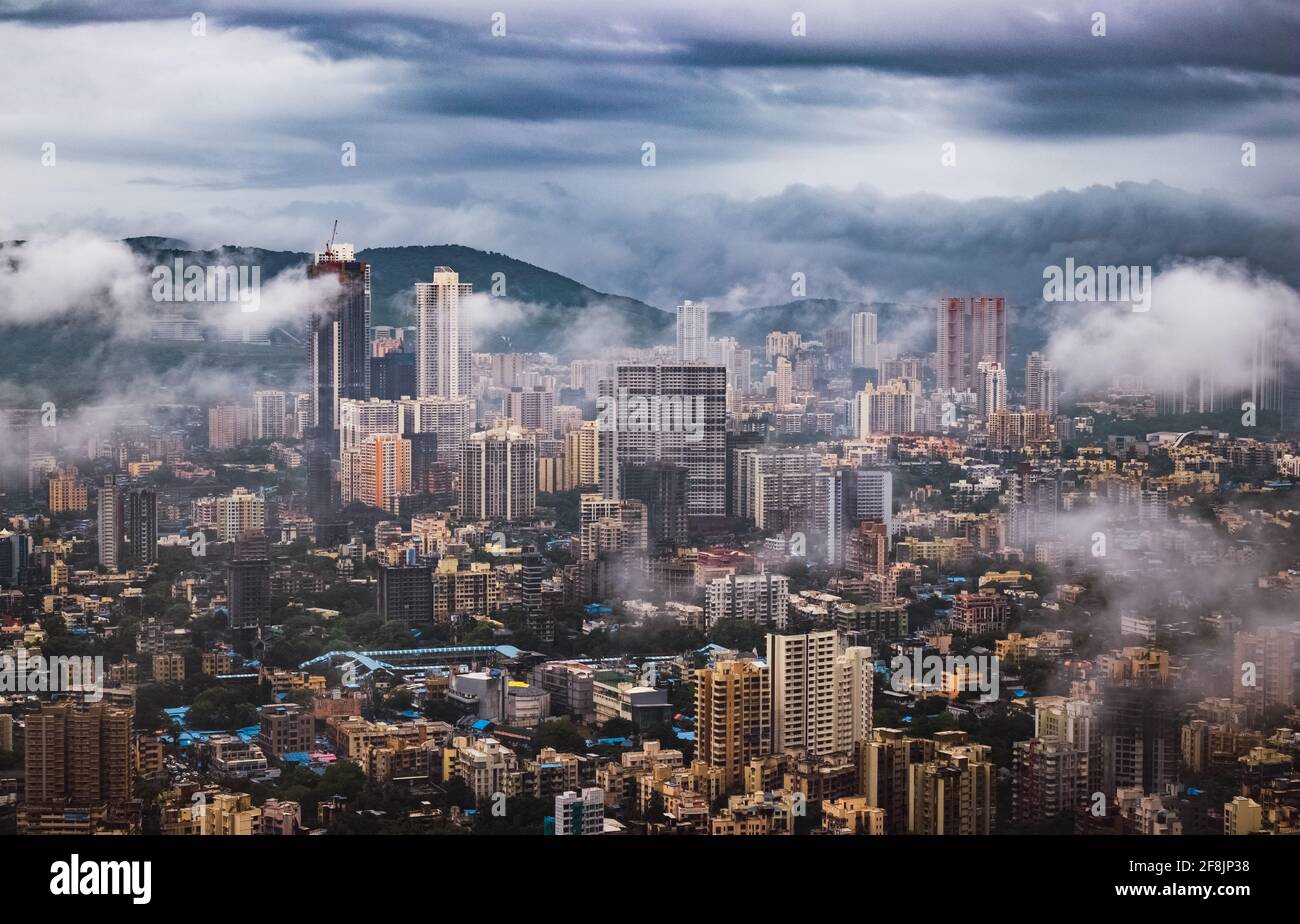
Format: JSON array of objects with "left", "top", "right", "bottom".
[{"left": 1, "top": 0, "right": 1298, "bottom": 889}]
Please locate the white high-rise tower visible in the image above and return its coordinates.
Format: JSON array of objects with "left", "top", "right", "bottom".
[
  {"left": 416, "top": 267, "right": 473, "bottom": 399},
  {"left": 676, "top": 300, "right": 709, "bottom": 362},
  {"left": 851, "top": 311, "right": 878, "bottom": 369}
]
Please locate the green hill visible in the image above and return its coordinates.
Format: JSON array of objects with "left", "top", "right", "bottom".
[{"left": 125, "top": 239, "right": 673, "bottom": 355}]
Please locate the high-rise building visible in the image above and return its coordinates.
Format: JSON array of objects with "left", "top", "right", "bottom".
[
  {"left": 121, "top": 484, "right": 158, "bottom": 567},
  {"left": 216, "top": 487, "right": 265, "bottom": 542},
  {"left": 618, "top": 461, "right": 688, "bottom": 550},
  {"left": 976, "top": 361, "right": 1007, "bottom": 421},
  {"left": 520, "top": 550, "right": 546, "bottom": 617},
  {"left": 377, "top": 561, "right": 433, "bottom": 623},
  {"left": 774, "top": 355, "right": 794, "bottom": 407},
  {"left": 1025, "top": 352, "right": 1059, "bottom": 416},
  {"left": 20, "top": 702, "right": 134, "bottom": 834},
  {"left": 936, "top": 296, "right": 1007, "bottom": 391},
  {"left": 970, "top": 296, "right": 1007, "bottom": 372},
  {"left": 813, "top": 467, "right": 858, "bottom": 567},
  {"left": 1034, "top": 696, "right": 1101, "bottom": 796},
  {"left": 704, "top": 573, "right": 790, "bottom": 628},
  {"left": 562, "top": 421, "right": 602, "bottom": 490},
  {"left": 343, "top": 434, "right": 411, "bottom": 513},
  {"left": 97, "top": 478, "right": 156, "bottom": 571},
  {"left": 767, "top": 630, "right": 873, "bottom": 758},
  {"left": 1011, "top": 737, "right": 1083, "bottom": 827},
  {"left": 505, "top": 385, "right": 555, "bottom": 434},
  {"left": 676, "top": 300, "right": 709, "bottom": 362},
  {"left": 97, "top": 475, "right": 122, "bottom": 572},
  {"left": 852, "top": 380, "right": 917, "bottom": 436},
  {"left": 1100, "top": 683, "right": 1180, "bottom": 797},
  {"left": 578, "top": 494, "right": 649, "bottom": 562},
  {"left": 1232, "top": 628, "right": 1296, "bottom": 723},
  {"left": 858, "top": 728, "right": 939, "bottom": 834},
  {"left": 399, "top": 396, "right": 474, "bottom": 470},
  {"left": 850, "top": 311, "right": 878, "bottom": 369},
  {"left": 48, "top": 466, "right": 88, "bottom": 513},
  {"left": 308, "top": 242, "right": 372, "bottom": 441},
  {"left": 338, "top": 397, "right": 403, "bottom": 453},
  {"left": 227, "top": 529, "right": 271, "bottom": 634},
  {"left": 607, "top": 364, "right": 726, "bottom": 518},
  {"left": 856, "top": 469, "right": 893, "bottom": 541},
  {"left": 907, "top": 732, "right": 994, "bottom": 835},
  {"left": 765, "top": 331, "right": 801, "bottom": 363},
  {"left": 369, "top": 351, "right": 417, "bottom": 402},
  {"left": 733, "top": 447, "right": 821, "bottom": 531},
  {"left": 208, "top": 404, "right": 254, "bottom": 450},
  {"left": 1008, "top": 464, "right": 1059, "bottom": 551},
  {"left": 461, "top": 426, "right": 537, "bottom": 521},
  {"left": 416, "top": 266, "right": 472, "bottom": 399},
  {"left": 253, "top": 390, "right": 287, "bottom": 441},
  {"left": 987, "top": 410, "right": 1054, "bottom": 449},
  {"left": 695, "top": 659, "right": 772, "bottom": 789},
  {"left": 0, "top": 528, "right": 32, "bottom": 586}
]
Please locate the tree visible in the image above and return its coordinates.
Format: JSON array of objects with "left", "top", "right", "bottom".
[
  {"left": 599, "top": 718, "right": 635, "bottom": 739},
  {"left": 188, "top": 687, "right": 259, "bottom": 730},
  {"left": 532, "top": 719, "right": 588, "bottom": 755}
]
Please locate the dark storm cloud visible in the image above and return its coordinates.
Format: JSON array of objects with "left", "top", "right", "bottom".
[
  {"left": 3, "top": 0, "right": 1298, "bottom": 308},
  {"left": 480, "top": 180, "right": 1300, "bottom": 310},
  {"left": 5, "top": 0, "right": 1297, "bottom": 143}
]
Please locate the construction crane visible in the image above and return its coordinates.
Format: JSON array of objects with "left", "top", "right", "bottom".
[{"left": 325, "top": 219, "right": 339, "bottom": 254}]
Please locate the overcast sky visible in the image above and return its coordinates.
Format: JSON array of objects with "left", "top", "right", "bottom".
[{"left": 1, "top": 0, "right": 1297, "bottom": 308}]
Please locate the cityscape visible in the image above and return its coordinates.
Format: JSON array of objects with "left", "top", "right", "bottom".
[{"left": 0, "top": 0, "right": 1296, "bottom": 892}]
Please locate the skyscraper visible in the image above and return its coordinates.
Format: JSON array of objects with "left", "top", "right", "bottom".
[
  {"left": 1025, "top": 351, "right": 1059, "bottom": 416},
  {"left": 416, "top": 266, "right": 472, "bottom": 399},
  {"left": 694, "top": 659, "right": 772, "bottom": 789},
  {"left": 96, "top": 478, "right": 155, "bottom": 571},
  {"left": 505, "top": 385, "right": 555, "bottom": 434},
  {"left": 767, "top": 630, "right": 873, "bottom": 757},
  {"left": 399, "top": 395, "right": 474, "bottom": 470},
  {"left": 774, "top": 355, "right": 793, "bottom": 407},
  {"left": 856, "top": 469, "right": 893, "bottom": 542},
  {"left": 307, "top": 242, "right": 371, "bottom": 441},
  {"left": 607, "top": 364, "right": 726, "bottom": 518},
  {"left": 1232, "top": 628, "right": 1296, "bottom": 723},
  {"left": 936, "top": 296, "right": 1007, "bottom": 391},
  {"left": 0, "top": 528, "right": 32, "bottom": 586},
  {"left": 969, "top": 296, "right": 1007, "bottom": 373},
  {"left": 850, "top": 311, "right": 879, "bottom": 369},
  {"left": 343, "top": 434, "right": 412, "bottom": 513},
  {"left": 618, "top": 461, "right": 688, "bottom": 550},
  {"left": 338, "top": 397, "right": 402, "bottom": 453},
  {"left": 20, "top": 702, "right": 134, "bottom": 834},
  {"left": 369, "top": 351, "right": 416, "bottom": 402},
  {"left": 976, "top": 360, "right": 1007, "bottom": 420},
  {"left": 253, "top": 390, "right": 287, "bottom": 441},
  {"left": 853, "top": 380, "right": 917, "bottom": 436},
  {"left": 676, "top": 300, "right": 709, "bottom": 362},
  {"left": 228, "top": 546, "right": 271, "bottom": 634},
  {"left": 377, "top": 560, "right": 434, "bottom": 623},
  {"left": 216, "top": 487, "right": 265, "bottom": 542},
  {"left": 121, "top": 484, "right": 158, "bottom": 567},
  {"left": 461, "top": 426, "right": 537, "bottom": 521}
]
